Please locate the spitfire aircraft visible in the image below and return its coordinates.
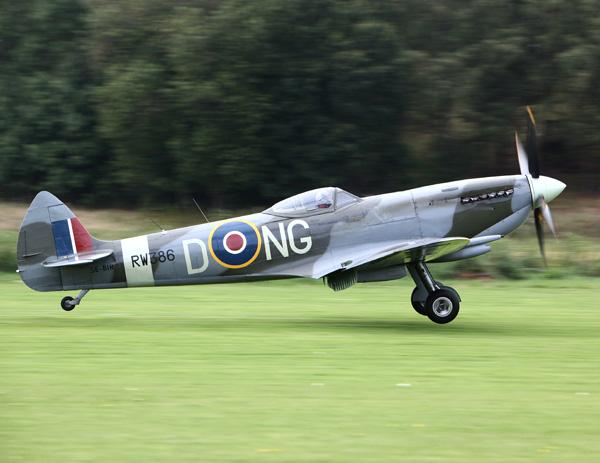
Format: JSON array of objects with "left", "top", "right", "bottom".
[{"left": 17, "top": 109, "right": 565, "bottom": 324}]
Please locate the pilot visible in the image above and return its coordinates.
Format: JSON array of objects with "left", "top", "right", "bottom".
[{"left": 315, "top": 190, "right": 333, "bottom": 209}]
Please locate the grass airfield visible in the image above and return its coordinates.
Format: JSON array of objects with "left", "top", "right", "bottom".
[{"left": 1, "top": 274, "right": 600, "bottom": 462}]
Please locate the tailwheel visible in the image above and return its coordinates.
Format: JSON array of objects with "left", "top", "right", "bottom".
[
  {"left": 60, "top": 289, "right": 89, "bottom": 312},
  {"left": 61, "top": 296, "right": 75, "bottom": 311},
  {"left": 425, "top": 288, "right": 460, "bottom": 324}
]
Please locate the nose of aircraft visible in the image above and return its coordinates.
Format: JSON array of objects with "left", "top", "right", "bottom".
[{"left": 531, "top": 175, "right": 566, "bottom": 204}]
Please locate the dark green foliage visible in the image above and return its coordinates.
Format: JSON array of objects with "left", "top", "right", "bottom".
[
  {"left": 1, "top": 0, "right": 599, "bottom": 207},
  {"left": 0, "top": 250, "right": 15, "bottom": 272},
  {"left": 494, "top": 258, "right": 526, "bottom": 280},
  {"left": 0, "top": 0, "right": 102, "bottom": 202}
]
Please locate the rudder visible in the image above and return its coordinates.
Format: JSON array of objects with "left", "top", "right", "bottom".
[{"left": 16, "top": 191, "right": 98, "bottom": 291}]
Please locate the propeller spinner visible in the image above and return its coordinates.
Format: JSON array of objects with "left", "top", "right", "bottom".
[{"left": 515, "top": 106, "right": 566, "bottom": 265}]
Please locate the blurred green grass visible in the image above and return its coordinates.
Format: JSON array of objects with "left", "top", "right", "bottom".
[{"left": 1, "top": 275, "right": 600, "bottom": 462}]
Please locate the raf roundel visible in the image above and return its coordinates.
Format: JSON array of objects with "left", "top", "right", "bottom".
[{"left": 208, "top": 220, "right": 262, "bottom": 269}]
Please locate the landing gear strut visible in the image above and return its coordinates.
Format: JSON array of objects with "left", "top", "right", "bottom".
[
  {"left": 60, "top": 289, "right": 89, "bottom": 312},
  {"left": 407, "top": 263, "right": 460, "bottom": 324}
]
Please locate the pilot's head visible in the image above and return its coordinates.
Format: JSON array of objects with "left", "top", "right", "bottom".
[{"left": 316, "top": 191, "right": 332, "bottom": 209}]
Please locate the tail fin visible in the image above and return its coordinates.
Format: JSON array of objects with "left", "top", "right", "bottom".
[{"left": 16, "top": 191, "right": 102, "bottom": 291}]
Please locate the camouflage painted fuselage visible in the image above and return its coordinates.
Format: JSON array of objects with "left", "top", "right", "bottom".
[{"left": 17, "top": 175, "right": 532, "bottom": 292}]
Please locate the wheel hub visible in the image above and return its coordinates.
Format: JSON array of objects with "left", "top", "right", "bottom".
[{"left": 432, "top": 296, "right": 453, "bottom": 317}]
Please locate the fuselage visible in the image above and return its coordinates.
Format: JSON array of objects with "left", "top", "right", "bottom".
[{"left": 34, "top": 174, "right": 535, "bottom": 291}]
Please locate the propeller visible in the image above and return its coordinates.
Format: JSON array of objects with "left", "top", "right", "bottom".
[{"left": 515, "top": 106, "right": 565, "bottom": 265}]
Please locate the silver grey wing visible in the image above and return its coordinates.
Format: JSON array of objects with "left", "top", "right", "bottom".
[{"left": 312, "top": 237, "right": 470, "bottom": 278}]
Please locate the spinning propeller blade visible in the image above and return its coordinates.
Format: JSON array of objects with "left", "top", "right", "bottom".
[
  {"left": 539, "top": 197, "right": 557, "bottom": 237},
  {"left": 534, "top": 208, "right": 546, "bottom": 266},
  {"left": 526, "top": 106, "right": 540, "bottom": 178},
  {"left": 514, "top": 106, "right": 563, "bottom": 265},
  {"left": 515, "top": 132, "right": 529, "bottom": 175}
]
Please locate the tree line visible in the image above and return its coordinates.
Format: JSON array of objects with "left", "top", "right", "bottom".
[{"left": 1, "top": 0, "right": 598, "bottom": 208}]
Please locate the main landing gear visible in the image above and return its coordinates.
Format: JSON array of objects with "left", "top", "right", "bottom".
[
  {"left": 407, "top": 263, "right": 460, "bottom": 324},
  {"left": 60, "top": 289, "right": 89, "bottom": 311}
]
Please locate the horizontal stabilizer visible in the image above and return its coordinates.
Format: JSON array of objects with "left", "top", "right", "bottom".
[{"left": 42, "top": 250, "right": 113, "bottom": 268}]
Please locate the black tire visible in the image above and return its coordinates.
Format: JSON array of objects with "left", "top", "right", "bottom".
[
  {"left": 61, "top": 296, "right": 75, "bottom": 311},
  {"left": 435, "top": 282, "right": 461, "bottom": 301},
  {"left": 410, "top": 287, "right": 427, "bottom": 315},
  {"left": 425, "top": 288, "right": 460, "bottom": 324}
]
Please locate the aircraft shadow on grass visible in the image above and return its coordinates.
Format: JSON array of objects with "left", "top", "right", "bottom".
[{"left": 14, "top": 315, "right": 586, "bottom": 339}]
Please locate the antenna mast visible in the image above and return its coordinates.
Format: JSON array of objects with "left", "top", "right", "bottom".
[{"left": 192, "top": 197, "right": 210, "bottom": 223}]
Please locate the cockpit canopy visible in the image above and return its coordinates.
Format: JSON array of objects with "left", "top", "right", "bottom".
[{"left": 265, "top": 187, "right": 360, "bottom": 217}]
